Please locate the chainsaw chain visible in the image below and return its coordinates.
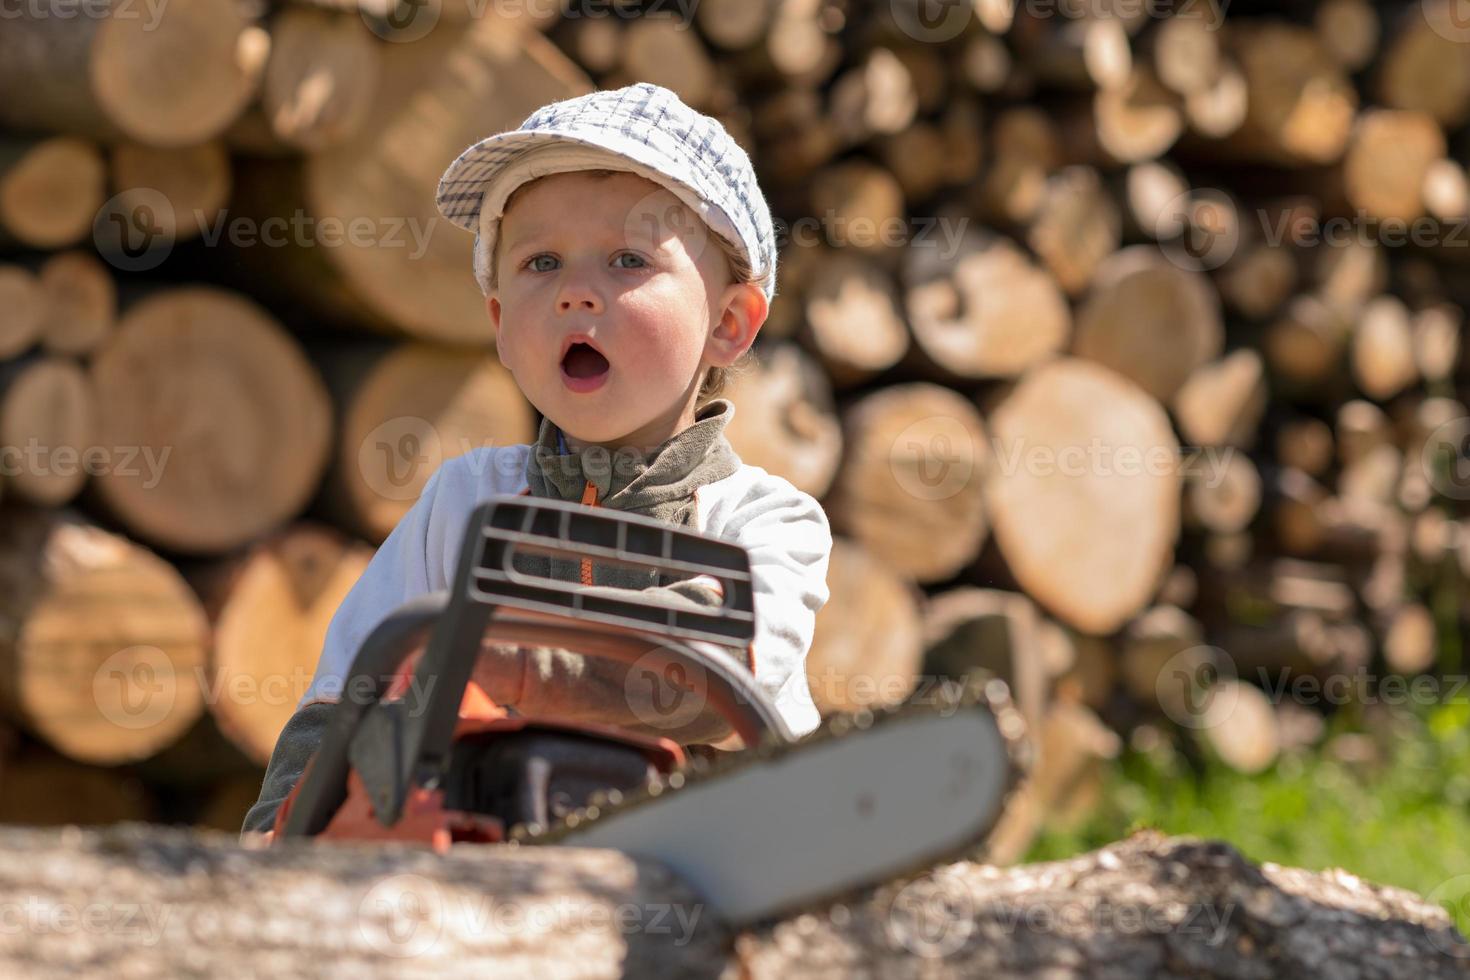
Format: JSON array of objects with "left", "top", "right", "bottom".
[{"left": 504, "top": 671, "right": 1036, "bottom": 877}]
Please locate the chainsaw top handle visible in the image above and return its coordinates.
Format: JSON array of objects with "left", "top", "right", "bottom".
[{"left": 280, "top": 495, "right": 792, "bottom": 838}]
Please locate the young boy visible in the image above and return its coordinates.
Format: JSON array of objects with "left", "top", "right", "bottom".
[{"left": 241, "top": 83, "right": 833, "bottom": 836}]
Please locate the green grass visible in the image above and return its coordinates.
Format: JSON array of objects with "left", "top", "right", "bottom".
[{"left": 1023, "top": 697, "right": 1470, "bottom": 936}]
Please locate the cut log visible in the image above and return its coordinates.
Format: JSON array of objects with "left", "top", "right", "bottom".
[
  {"left": 317, "top": 341, "right": 534, "bottom": 543},
  {"left": 1314, "top": 0, "right": 1379, "bottom": 73},
  {"left": 984, "top": 700, "right": 1121, "bottom": 865},
  {"left": 979, "top": 107, "right": 1061, "bottom": 225},
  {"left": 1026, "top": 165, "right": 1122, "bottom": 296},
  {"left": 236, "top": 20, "right": 590, "bottom": 343},
  {"left": 805, "top": 537, "right": 922, "bottom": 717},
  {"left": 1341, "top": 110, "right": 1445, "bottom": 222},
  {"left": 1377, "top": 0, "right": 1470, "bottom": 129},
  {"left": 1352, "top": 295, "right": 1420, "bottom": 401},
  {"left": 799, "top": 249, "right": 909, "bottom": 386},
  {"left": 921, "top": 587, "right": 1049, "bottom": 735},
  {"left": 1185, "top": 451, "right": 1261, "bottom": 535},
  {"left": 0, "top": 508, "right": 208, "bottom": 764},
  {"left": 695, "top": 0, "right": 768, "bottom": 51},
  {"left": 623, "top": 15, "right": 718, "bottom": 109},
  {"left": 0, "top": 138, "right": 106, "bottom": 249},
  {"left": 984, "top": 359, "right": 1182, "bottom": 634},
  {"left": 1218, "top": 242, "right": 1298, "bottom": 320},
  {"left": 1083, "top": 65, "right": 1184, "bottom": 164},
  {"left": 0, "top": 0, "right": 259, "bottom": 146},
  {"left": 261, "top": 8, "right": 380, "bottom": 151},
  {"left": 1276, "top": 416, "right": 1334, "bottom": 477},
  {"left": 807, "top": 160, "right": 905, "bottom": 254},
  {"left": 1072, "top": 246, "right": 1224, "bottom": 402},
  {"left": 1172, "top": 349, "right": 1267, "bottom": 449},
  {"left": 188, "top": 524, "right": 373, "bottom": 766},
  {"left": 0, "top": 824, "right": 1457, "bottom": 976},
  {"left": 0, "top": 266, "right": 46, "bottom": 361},
  {"left": 1382, "top": 602, "right": 1437, "bottom": 675},
  {"left": 1151, "top": 9, "right": 1221, "bottom": 96},
  {"left": 1263, "top": 294, "right": 1351, "bottom": 387},
  {"left": 1194, "top": 678, "right": 1281, "bottom": 774},
  {"left": 722, "top": 343, "right": 842, "bottom": 500},
  {"left": 1183, "top": 56, "right": 1248, "bottom": 139},
  {"left": 88, "top": 288, "right": 333, "bottom": 555},
  {"left": 1412, "top": 303, "right": 1462, "bottom": 384},
  {"left": 828, "top": 47, "right": 917, "bottom": 146},
  {"left": 1224, "top": 21, "right": 1357, "bottom": 166},
  {"left": 1337, "top": 399, "right": 1392, "bottom": 466},
  {"left": 0, "top": 356, "right": 95, "bottom": 508},
  {"left": 1314, "top": 237, "right": 1388, "bottom": 321},
  {"left": 36, "top": 252, "right": 116, "bottom": 357},
  {"left": 824, "top": 383, "right": 989, "bottom": 584},
  {"left": 1120, "top": 604, "right": 1205, "bottom": 717},
  {"left": 1216, "top": 608, "right": 1372, "bottom": 683},
  {"left": 107, "top": 141, "right": 232, "bottom": 245},
  {"left": 901, "top": 231, "right": 1071, "bottom": 380},
  {"left": 1018, "top": 15, "right": 1132, "bottom": 92},
  {"left": 1122, "top": 160, "right": 1189, "bottom": 240},
  {"left": 1423, "top": 158, "right": 1469, "bottom": 221}
]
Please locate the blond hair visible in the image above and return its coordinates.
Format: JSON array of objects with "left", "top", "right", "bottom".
[{"left": 478, "top": 169, "right": 763, "bottom": 410}]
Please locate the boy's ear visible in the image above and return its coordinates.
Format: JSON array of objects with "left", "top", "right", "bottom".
[
  {"left": 706, "top": 281, "right": 766, "bottom": 367},
  {"left": 485, "top": 294, "right": 507, "bottom": 365}
]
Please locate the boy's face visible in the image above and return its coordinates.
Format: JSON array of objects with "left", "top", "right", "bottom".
[{"left": 486, "top": 170, "right": 765, "bottom": 456}]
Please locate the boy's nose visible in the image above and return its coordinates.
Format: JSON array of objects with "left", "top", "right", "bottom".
[{"left": 555, "top": 281, "right": 603, "bottom": 314}]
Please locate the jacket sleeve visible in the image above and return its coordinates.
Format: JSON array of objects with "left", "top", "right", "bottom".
[
  {"left": 240, "top": 466, "right": 448, "bottom": 839},
  {"left": 726, "top": 484, "right": 832, "bottom": 735}
]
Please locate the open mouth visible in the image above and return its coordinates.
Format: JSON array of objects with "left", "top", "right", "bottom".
[{"left": 561, "top": 342, "right": 610, "bottom": 380}]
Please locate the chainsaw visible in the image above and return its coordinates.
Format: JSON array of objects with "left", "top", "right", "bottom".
[{"left": 272, "top": 494, "right": 1031, "bottom": 926}]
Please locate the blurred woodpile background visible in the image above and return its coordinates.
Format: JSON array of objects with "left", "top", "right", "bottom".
[{"left": 0, "top": 0, "right": 1468, "bottom": 859}]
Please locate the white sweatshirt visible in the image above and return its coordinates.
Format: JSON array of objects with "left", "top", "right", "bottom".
[{"left": 301, "top": 443, "right": 832, "bottom": 738}]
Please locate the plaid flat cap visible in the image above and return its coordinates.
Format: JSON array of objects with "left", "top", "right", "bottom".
[{"left": 436, "top": 82, "right": 778, "bottom": 301}]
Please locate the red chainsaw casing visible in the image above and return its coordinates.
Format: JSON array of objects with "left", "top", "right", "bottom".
[{"left": 269, "top": 678, "right": 686, "bottom": 853}]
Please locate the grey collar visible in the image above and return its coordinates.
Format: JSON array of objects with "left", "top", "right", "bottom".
[{"left": 524, "top": 398, "right": 742, "bottom": 525}]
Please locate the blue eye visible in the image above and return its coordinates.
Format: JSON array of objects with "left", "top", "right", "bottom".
[
  {"left": 614, "top": 252, "right": 647, "bottom": 268},
  {"left": 524, "top": 254, "right": 558, "bottom": 272}
]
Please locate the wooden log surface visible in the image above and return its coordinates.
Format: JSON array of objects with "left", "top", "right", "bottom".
[{"left": 0, "top": 823, "right": 1462, "bottom": 978}]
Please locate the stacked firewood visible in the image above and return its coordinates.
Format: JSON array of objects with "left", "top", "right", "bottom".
[{"left": 0, "top": 0, "right": 1467, "bottom": 856}]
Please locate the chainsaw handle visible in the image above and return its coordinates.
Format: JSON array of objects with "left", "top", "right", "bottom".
[{"left": 281, "top": 594, "right": 789, "bottom": 838}]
